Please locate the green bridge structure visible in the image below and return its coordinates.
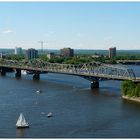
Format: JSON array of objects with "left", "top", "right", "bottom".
[{"left": 0, "top": 59, "right": 140, "bottom": 89}]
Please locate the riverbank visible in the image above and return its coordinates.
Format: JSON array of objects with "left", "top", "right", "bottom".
[{"left": 122, "top": 95, "right": 140, "bottom": 103}]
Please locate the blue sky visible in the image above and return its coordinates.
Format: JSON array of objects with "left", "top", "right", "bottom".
[{"left": 0, "top": 2, "right": 140, "bottom": 50}]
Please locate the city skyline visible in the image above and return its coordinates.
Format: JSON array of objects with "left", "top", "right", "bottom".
[{"left": 0, "top": 2, "right": 140, "bottom": 50}]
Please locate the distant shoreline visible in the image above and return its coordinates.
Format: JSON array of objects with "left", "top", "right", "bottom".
[{"left": 122, "top": 95, "right": 140, "bottom": 103}]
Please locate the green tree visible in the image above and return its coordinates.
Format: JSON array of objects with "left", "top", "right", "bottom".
[
  {"left": 6, "top": 54, "right": 25, "bottom": 61},
  {"left": 134, "top": 84, "right": 140, "bottom": 97},
  {"left": 121, "top": 81, "right": 136, "bottom": 96},
  {"left": 39, "top": 54, "right": 48, "bottom": 61}
]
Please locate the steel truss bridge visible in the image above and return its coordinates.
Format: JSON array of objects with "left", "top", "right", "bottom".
[{"left": 0, "top": 59, "right": 139, "bottom": 88}]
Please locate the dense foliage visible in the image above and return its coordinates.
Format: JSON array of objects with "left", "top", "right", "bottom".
[
  {"left": 38, "top": 55, "right": 116, "bottom": 64},
  {"left": 121, "top": 81, "right": 140, "bottom": 97},
  {"left": 116, "top": 54, "right": 140, "bottom": 60},
  {"left": 6, "top": 54, "right": 25, "bottom": 61},
  {"left": 4, "top": 52, "right": 140, "bottom": 65}
]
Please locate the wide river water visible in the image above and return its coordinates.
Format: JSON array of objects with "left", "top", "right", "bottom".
[{"left": 0, "top": 65, "right": 140, "bottom": 138}]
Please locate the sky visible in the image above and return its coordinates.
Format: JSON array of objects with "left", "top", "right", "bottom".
[{"left": 0, "top": 2, "right": 140, "bottom": 50}]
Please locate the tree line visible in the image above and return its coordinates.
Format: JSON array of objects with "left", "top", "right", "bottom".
[
  {"left": 3, "top": 53, "right": 140, "bottom": 65},
  {"left": 121, "top": 81, "right": 140, "bottom": 97}
]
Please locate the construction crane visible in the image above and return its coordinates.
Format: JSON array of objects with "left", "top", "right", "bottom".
[{"left": 38, "top": 41, "right": 45, "bottom": 54}]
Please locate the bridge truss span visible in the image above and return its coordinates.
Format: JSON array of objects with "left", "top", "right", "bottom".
[{"left": 0, "top": 59, "right": 136, "bottom": 82}]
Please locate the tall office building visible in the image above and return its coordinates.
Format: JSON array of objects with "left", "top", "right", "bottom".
[
  {"left": 60, "top": 48, "right": 74, "bottom": 57},
  {"left": 109, "top": 47, "right": 116, "bottom": 58},
  {"left": 26, "top": 48, "right": 38, "bottom": 59},
  {"left": 15, "top": 47, "right": 22, "bottom": 55}
]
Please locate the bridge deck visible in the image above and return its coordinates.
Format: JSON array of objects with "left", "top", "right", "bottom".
[{"left": 0, "top": 60, "right": 140, "bottom": 82}]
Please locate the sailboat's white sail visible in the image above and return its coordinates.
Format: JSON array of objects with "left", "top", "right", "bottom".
[{"left": 16, "top": 113, "right": 29, "bottom": 128}]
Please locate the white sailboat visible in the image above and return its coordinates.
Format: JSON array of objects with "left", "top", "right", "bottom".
[
  {"left": 47, "top": 112, "right": 53, "bottom": 117},
  {"left": 16, "top": 113, "right": 29, "bottom": 128}
]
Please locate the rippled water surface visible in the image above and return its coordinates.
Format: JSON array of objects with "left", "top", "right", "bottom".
[{"left": 0, "top": 65, "right": 140, "bottom": 138}]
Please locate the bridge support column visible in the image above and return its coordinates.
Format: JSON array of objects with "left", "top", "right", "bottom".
[
  {"left": 1, "top": 68, "right": 6, "bottom": 76},
  {"left": 91, "top": 80, "right": 99, "bottom": 89},
  {"left": 33, "top": 73, "right": 40, "bottom": 80},
  {"left": 15, "top": 69, "right": 21, "bottom": 78}
]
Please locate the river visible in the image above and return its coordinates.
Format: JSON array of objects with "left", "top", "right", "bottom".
[{"left": 0, "top": 65, "right": 140, "bottom": 138}]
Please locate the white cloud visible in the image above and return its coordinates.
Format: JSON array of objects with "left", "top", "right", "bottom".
[{"left": 1, "top": 29, "right": 14, "bottom": 34}]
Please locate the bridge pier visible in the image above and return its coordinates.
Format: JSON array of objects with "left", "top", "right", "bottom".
[
  {"left": 1, "top": 68, "right": 6, "bottom": 76},
  {"left": 15, "top": 69, "right": 21, "bottom": 78},
  {"left": 91, "top": 80, "right": 99, "bottom": 89},
  {"left": 33, "top": 73, "right": 40, "bottom": 80}
]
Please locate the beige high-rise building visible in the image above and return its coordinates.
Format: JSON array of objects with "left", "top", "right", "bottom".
[
  {"left": 60, "top": 48, "right": 74, "bottom": 57},
  {"left": 47, "top": 52, "right": 54, "bottom": 59}
]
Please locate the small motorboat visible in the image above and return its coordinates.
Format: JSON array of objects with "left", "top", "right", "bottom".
[
  {"left": 36, "top": 90, "right": 42, "bottom": 94},
  {"left": 47, "top": 112, "right": 53, "bottom": 117},
  {"left": 16, "top": 113, "right": 29, "bottom": 128}
]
